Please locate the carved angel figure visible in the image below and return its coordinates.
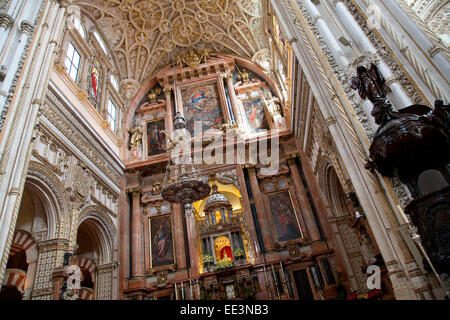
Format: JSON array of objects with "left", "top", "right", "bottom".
[
  {"left": 262, "top": 92, "right": 282, "bottom": 116},
  {"left": 129, "top": 120, "right": 143, "bottom": 148},
  {"left": 351, "top": 64, "right": 400, "bottom": 126}
]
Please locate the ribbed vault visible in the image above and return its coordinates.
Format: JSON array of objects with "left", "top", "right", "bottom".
[{"left": 74, "top": 0, "right": 268, "bottom": 83}]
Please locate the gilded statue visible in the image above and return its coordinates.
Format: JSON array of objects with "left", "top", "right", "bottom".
[
  {"left": 129, "top": 120, "right": 143, "bottom": 148},
  {"left": 148, "top": 87, "right": 161, "bottom": 102}
]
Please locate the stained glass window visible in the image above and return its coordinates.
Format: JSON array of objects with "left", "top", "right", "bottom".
[
  {"left": 65, "top": 42, "right": 81, "bottom": 82},
  {"left": 87, "top": 57, "right": 102, "bottom": 109}
]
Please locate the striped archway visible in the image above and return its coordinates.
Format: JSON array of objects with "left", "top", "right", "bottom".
[{"left": 2, "top": 269, "right": 26, "bottom": 294}]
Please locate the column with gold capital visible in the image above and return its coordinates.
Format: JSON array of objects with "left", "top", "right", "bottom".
[
  {"left": 287, "top": 155, "right": 320, "bottom": 243},
  {"left": 129, "top": 187, "right": 143, "bottom": 278},
  {"left": 246, "top": 166, "right": 275, "bottom": 251}
]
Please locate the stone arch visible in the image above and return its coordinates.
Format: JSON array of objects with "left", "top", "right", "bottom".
[
  {"left": 26, "top": 161, "right": 71, "bottom": 240},
  {"left": 78, "top": 206, "right": 116, "bottom": 265}
]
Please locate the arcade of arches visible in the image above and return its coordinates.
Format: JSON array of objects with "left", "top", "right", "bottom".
[{"left": 0, "top": 0, "right": 448, "bottom": 301}]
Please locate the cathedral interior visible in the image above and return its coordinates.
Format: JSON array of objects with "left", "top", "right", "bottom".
[{"left": 0, "top": 0, "right": 448, "bottom": 301}]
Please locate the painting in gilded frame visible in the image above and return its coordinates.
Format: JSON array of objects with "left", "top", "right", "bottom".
[
  {"left": 181, "top": 83, "right": 224, "bottom": 136},
  {"left": 266, "top": 190, "right": 302, "bottom": 243},
  {"left": 242, "top": 97, "right": 269, "bottom": 133},
  {"left": 147, "top": 119, "right": 166, "bottom": 156},
  {"left": 149, "top": 214, "right": 174, "bottom": 268}
]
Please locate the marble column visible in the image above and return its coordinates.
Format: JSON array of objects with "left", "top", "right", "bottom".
[
  {"left": 225, "top": 75, "right": 244, "bottom": 128},
  {"left": 129, "top": 187, "right": 143, "bottom": 278},
  {"left": 185, "top": 208, "right": 200, "bottom": 277},
  {"left": 173, "top": 203, "right": 186, "bottom": 269},
  {"left": 0, "top": 0, "right": 69, "bottom": 288},
  {"left": 164, "top": 88, "right": 174, "bottom": 134},
  {"left": 287, "top": 156, "right": 321, "bottom": 243},
  {"left": 333, "top": 0, "right": 412, "bottom": 108},
  {"left": 304, "top": 0, "right": 349, "bottom": 67},
  {"left": 247, "top": 166, "right": 275, "bottom": 251}
]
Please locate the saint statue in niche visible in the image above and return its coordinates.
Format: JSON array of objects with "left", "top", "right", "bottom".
[{"left": 129, "top": 119, "right": 143, "bottom": 148}]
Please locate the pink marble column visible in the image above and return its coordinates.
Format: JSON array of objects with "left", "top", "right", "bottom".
[
  {"left": 247, "top": 166, "right": 275, "bottom": 251},
  {"left": 173, "top": 203, "right": 187, "bottom": 269},
  {"left": 185, "top": 208, "right": 200, "bottom": 277},
  {"left": 130, "top": 187, "right": 143, "bottom": 277},
  {"left": 164, "top": 88, "right": 174, "bottom": 134},
  {"left": 287, "top": 157, "right": 320, "bottom": 242}
]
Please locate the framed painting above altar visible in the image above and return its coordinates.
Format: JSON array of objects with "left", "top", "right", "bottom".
[
  {"left": 266, "top": 190, "right": 302, "bottom": 243},
  {"left": 181, "top": 83, "right": 224, "bottom": 136},
  {"left": 149, "top": 214, "right": 175, "bottom": 268}
]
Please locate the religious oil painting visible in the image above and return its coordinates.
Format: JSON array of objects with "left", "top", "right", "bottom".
[
  {"left": 147, "top": 119, "right": 166, "bottom": 156},
  {"left": 150, "top": 214, "right": 174, "bottom": 268},
  {"left": 242, "top": 97, "right": 269, "bottom": 133},
  {"left": 181, "top": 83, "right": 224, "bottom": 136},
  {"left": 267, "top": 190, "right": 302, "bottom": 243}
]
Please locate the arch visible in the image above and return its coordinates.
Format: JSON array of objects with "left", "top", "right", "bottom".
[
  {"left": 78, "top": 206, "right": 116, "bottom": 265},
  {"left": 78, "top": 257, "right": 96, "bottom": 284},
  {"left": 2, "top": 269, "right": 26, "bottom": 294},
  {"left": 121, "top": 54, "right": 285, "bottom": 155},
  {"left": 27, "top": 161, "right": 70, "bottom": 239}
]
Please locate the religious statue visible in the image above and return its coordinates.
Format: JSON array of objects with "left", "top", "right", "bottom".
[
  {"left": 237, "top": 68, "right": 251, "bottom": 83},
  {"left": 360, "top": 233, "right": 377, "bottom": 266},
  {"left": 147, "top": 87, "right": 161, "bottom": 102},
  {"left": 262, "top": 91, "right": 282, "bottom": 116},
  {"left": 351, "top": 63, "right": 401, "bottom": 126},
  {"left": 60, "top": 254, "right": 83, "bottom": 300},
  {"left": 129, "top": 120, "right": 143, "bottom": 148}
]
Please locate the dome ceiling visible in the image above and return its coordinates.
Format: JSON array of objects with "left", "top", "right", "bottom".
[{"left": 74, "top": 0, "right": 268, "bottom": 83}]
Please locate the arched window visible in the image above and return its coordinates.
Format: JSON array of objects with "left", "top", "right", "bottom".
[
  {"left": 107, "top": 99, "right": 117, "bottom": 131},
  {"left": 73, "top": 18, "right": 85, "bottom": 39},
  {"left": 65, "top": 42, "right": 81, "bottom": 82},
  {"left": 94, "top": 31, "right": 108, "bottom": 54},
  {"left": 110, "top": 74, "right": 119, "bottom": 91}
]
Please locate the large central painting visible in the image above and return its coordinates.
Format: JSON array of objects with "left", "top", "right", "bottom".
[
  {"left": 181, "top": 83, "right": 224, "bottom": 136},
  {"left": 149, "top": 214, "right": 174, "bottom": 268},
  {"left": 266, "top": 190, "right": 302, "bottom": 243}
]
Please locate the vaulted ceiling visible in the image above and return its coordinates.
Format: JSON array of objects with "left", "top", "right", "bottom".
[{"left": 75, "top": 0, "right": 269, "bottom": 83}]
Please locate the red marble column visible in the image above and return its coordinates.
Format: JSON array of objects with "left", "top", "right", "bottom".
[
  {"left": 236, "top": 165, "right": 261, "bottom": 262},
  {"left": 164, "top": 88, "right": 174, "bottom": 134},
  {"left": 173, "top": 203, "right": 187, "bottom": 269},
  {"left": 130, "top": 187, "right": 143, "bottom": 278},
  {"left": 287, "top": 157, "right": 321, "bottom": 242},
  {"left": 247, "top": 166, "right": 275, "bottom": 251}
]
